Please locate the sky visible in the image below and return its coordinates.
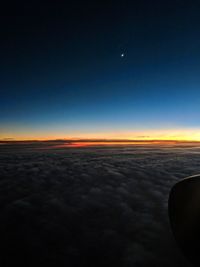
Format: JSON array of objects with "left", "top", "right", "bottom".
[{"left": 1, "top": 0, "right": 200, "bottom": 140}]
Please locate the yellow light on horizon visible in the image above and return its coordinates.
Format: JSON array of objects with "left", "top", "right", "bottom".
[{"left": 1, "top": 128, "right": 200, "bottom": 142}]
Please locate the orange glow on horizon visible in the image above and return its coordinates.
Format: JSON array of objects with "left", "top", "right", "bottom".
[
  {"left": 55, "top": 141, "right": 165, "bottom": 148},
  {"left": 1, "top": 128, "right": 200, "bottom": 142}
]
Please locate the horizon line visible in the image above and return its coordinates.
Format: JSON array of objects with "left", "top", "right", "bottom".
[{"left": 1, "top": 139, "right": 200, "bottom": 143}]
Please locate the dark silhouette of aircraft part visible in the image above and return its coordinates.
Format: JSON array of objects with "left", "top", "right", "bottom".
[{"left": 168, "top": 174, "right": 200, "bottom": 266}]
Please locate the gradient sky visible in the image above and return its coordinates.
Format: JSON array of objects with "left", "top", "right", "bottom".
[{"left": 1, "top": 1, "right": 200, "bottom": 140}]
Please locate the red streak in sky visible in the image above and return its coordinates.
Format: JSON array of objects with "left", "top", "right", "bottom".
[{"left": 54, "top": 141, "right": 167, "bottom": 148}]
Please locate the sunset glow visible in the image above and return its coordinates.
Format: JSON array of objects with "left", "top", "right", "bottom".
[{"left": 1, "top": 128, "right": 200, "bottom": 142}]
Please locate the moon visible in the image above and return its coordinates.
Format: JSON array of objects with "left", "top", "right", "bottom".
[{"left": 121, "top": 53, "right": 125, "bottom": 58}]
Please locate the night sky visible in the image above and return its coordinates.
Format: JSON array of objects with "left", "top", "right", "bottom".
[{"left": 1, "top": 0, "right": 200, "bottom": 140}]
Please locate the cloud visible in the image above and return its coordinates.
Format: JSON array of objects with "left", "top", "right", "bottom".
[{"left": 0, "top": 143, "right": 198, "bottom": 266}]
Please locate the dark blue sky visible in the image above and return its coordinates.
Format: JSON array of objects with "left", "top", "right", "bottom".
[{"left": 1, "top": 1, "right": 200, "bottom": 140}]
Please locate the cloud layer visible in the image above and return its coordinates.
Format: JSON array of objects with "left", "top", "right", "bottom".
[{"left": 0, "top": 143, "right": 199, "bottom": 266}]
